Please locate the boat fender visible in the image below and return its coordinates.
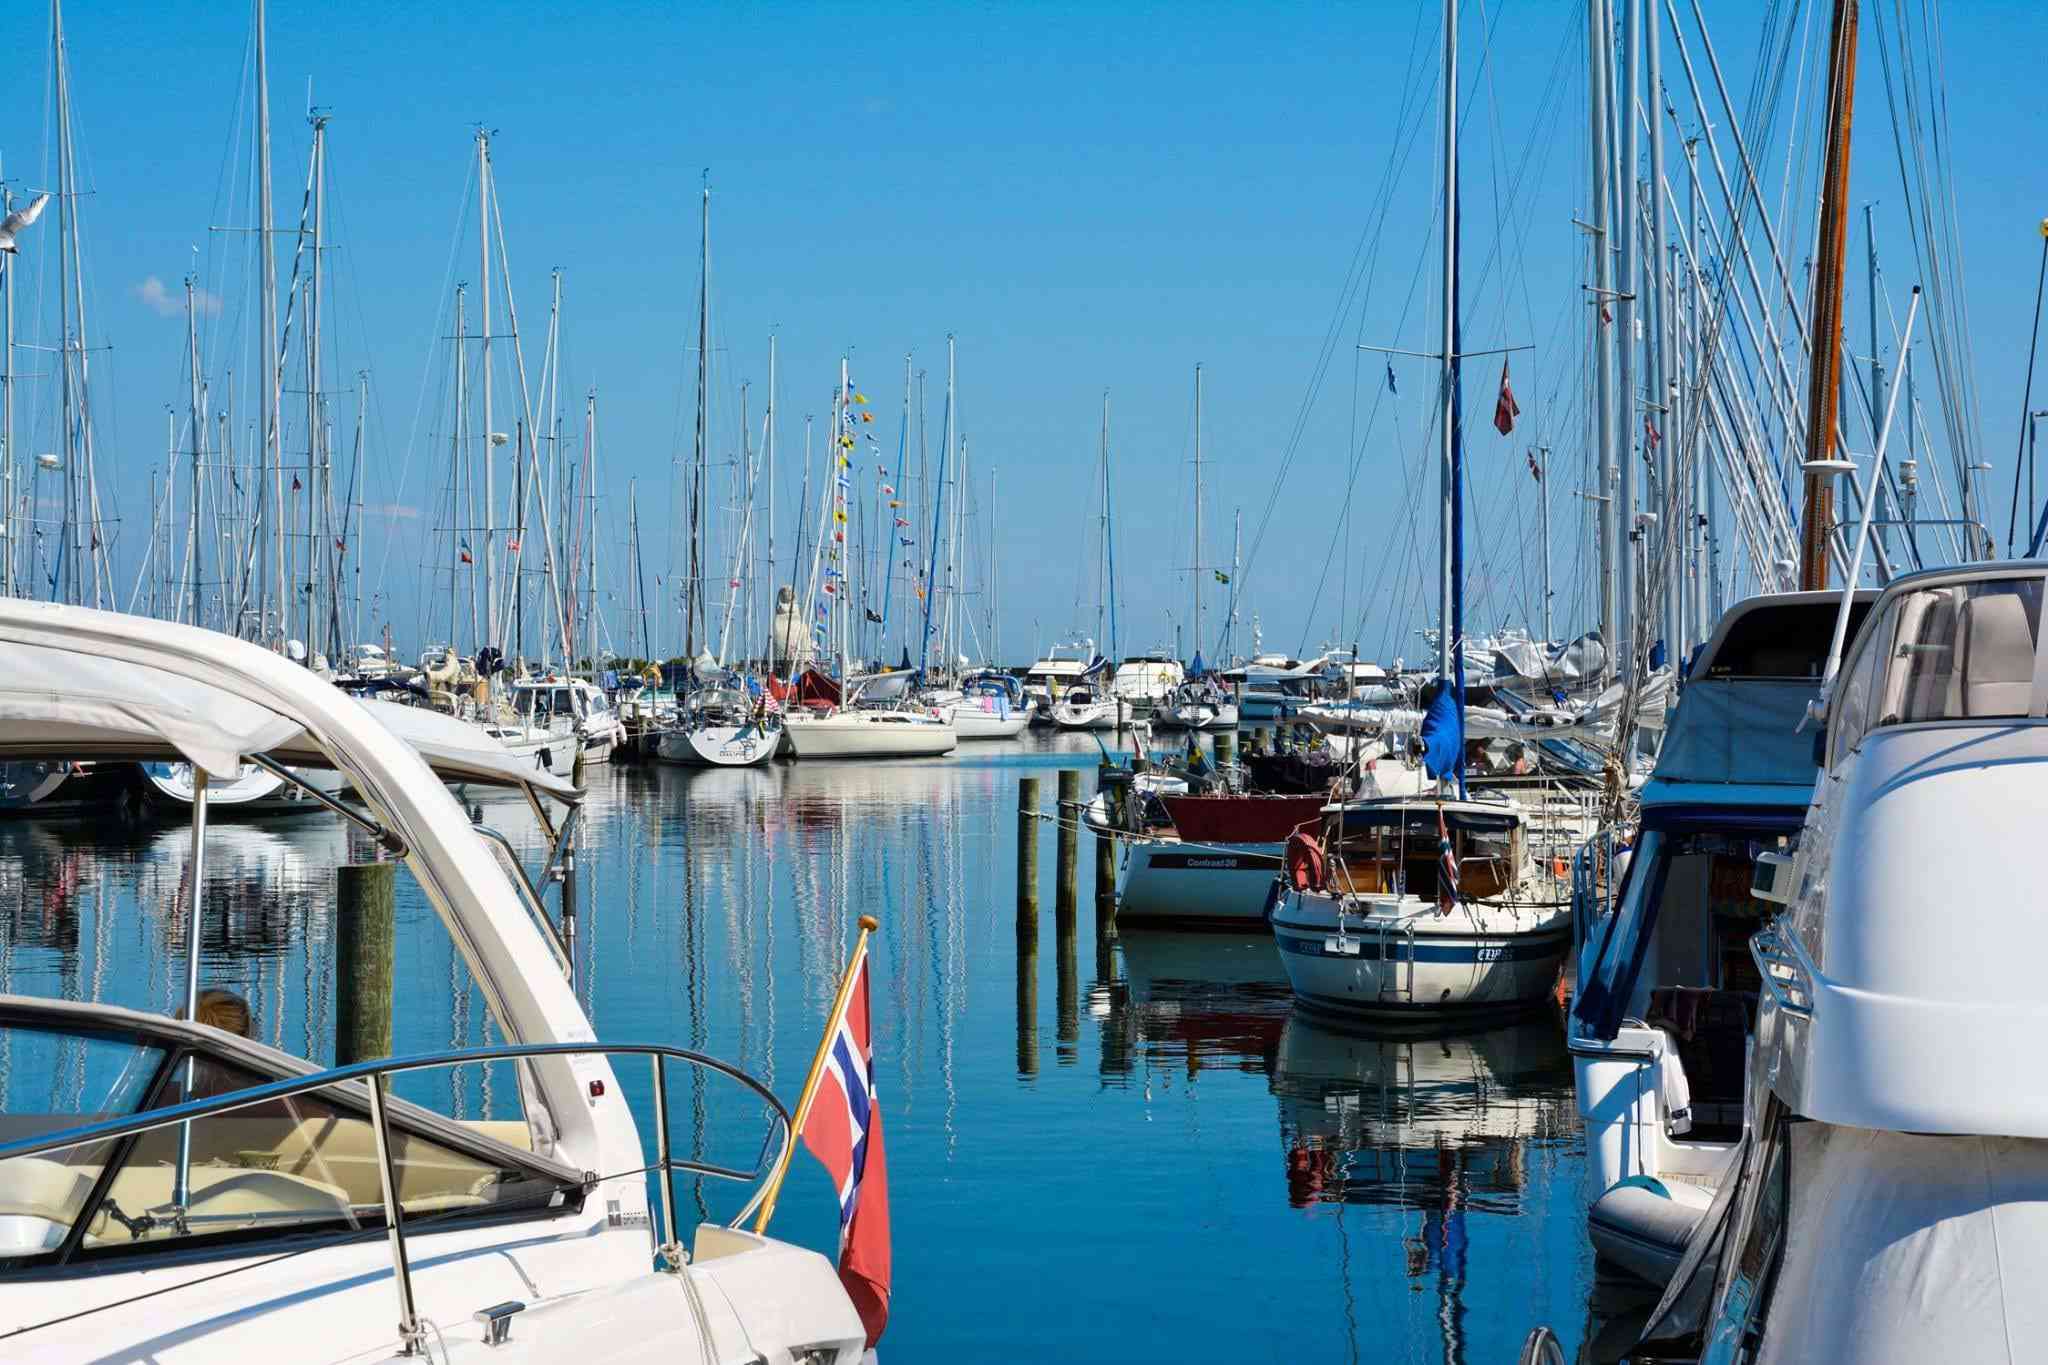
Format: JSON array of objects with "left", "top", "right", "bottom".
[{"left": 1285, "top": 831, "right": 1327, "bottom": 893}]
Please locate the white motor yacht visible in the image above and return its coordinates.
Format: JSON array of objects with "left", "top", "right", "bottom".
[
  {"left": 0, "top": 600, "right": 865, "bottom": 1362},
  {"left": 1569, "top": 590, "right": 1873, "bottom": 1287},
  {"left": 939, "top": 671, "right": 1032, "bottom": 739},
  {"left": 1020, "top": 636, "right": 1099, "bottom": 720},
  {"left": 512, "top": 676, "right": 626, "bottom": 765},
  {"left": 1533, "top": 562, "right": 2048, "bottom": 1364}
]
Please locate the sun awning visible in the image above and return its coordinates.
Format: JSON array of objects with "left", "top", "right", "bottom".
[{"left": 0, "top": 638, "right": 578, "bottom": 801}]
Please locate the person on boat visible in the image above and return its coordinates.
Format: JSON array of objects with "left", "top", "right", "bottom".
[{"left": 193, "top": 988, "right": 252, "bottom": 1038}]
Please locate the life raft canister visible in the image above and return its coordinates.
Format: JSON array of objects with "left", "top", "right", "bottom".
[{"left": 1285, "top": 831, "right": 1327, "bottom": 893}]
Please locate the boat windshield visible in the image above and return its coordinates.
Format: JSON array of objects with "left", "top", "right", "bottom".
[{"left": 1832, "top": 575, "right": 2045, "bottom": 758}]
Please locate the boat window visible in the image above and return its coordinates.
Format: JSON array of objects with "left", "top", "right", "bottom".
[
  {"left": 1868, "top": 577, "right": 2043, "bottom": 730},
  {"left": 0, "top": 1025, "right": 169, "bottom": 1260},
  {"left": 1701, "top": 1106, "right": 1792, "bottom": 1364},
  {"left": 48, "top": 1056, "right": 576, "bottom": 1263},
  {"left": 1828, "top": 596, "right": 1900, "bottom": 760}
]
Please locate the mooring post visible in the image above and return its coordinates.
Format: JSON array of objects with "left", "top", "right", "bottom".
[
  {"left": 336, "top": 861, "right": 396, "bottom": 1065},
  {"left": 1056, "top": 768, "right": 1081, "bottom": 928},
  {"left": 1215, "top": 728, "right": 1236, "bottom": 770},
  {"left": 1017, "top": 776, "right": 1041, "bottom": 939}
]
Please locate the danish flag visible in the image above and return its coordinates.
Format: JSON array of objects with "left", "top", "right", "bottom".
[{"left": 800, "top": 934, "right": 891, "bottom": 1347}]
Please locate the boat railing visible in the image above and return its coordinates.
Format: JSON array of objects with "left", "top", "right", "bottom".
[
  {"left": 1748, "top": 923, "right": 1816, "bottom": 1019},
  {"left": 0, "top": 1040, "right": 790, "bottom": 1352}
]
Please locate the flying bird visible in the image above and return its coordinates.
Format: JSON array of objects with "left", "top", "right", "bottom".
[{"left": 0, "top": 193, "right": 53, "bottom": 269}]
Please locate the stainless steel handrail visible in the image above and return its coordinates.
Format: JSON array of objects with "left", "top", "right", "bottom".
[
  {"left": 0, "top": 1041, "right": 791, "bottom": 1354},
  {"left": 1749, "top": 923, "right": 1816, "bottom": 1019},
  {"left": 472, "top": 825, "right": 573, "bottom": 976}
]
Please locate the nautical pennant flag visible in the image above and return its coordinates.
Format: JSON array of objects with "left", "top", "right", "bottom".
[
  {"left": 459, "top": 538, "right": 473, "bottom": 566},
  {"left": 796, "top": 922, "right": 891, "bottom": 1347},
  {"left": 1492, "top": 359, "right": 1520, "bottom": 436},
  {"left": 1436, "top": 806, "right": 1460, "bottom": 914},
  {"left": 1526, "top": 450, "right": 1543, "bottom": 483},
  {"left": 1644, "top": 415, "right": 1662, "bottom": 450},
  {"left": 1386, "top": 362, "right": 1398, "bottom": 395}
]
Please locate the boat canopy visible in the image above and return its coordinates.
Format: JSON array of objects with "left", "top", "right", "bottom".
[
  {"left": 0, "top": 600, "right": 629, "bottom": 1186},
  {"left": 0, "top": 614, "right": 578, "bottom": 800}
]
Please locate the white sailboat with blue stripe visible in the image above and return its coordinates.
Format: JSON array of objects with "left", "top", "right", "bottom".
[{"left": 1270, "top": 796, "right": 1574, "bottom": 1015}]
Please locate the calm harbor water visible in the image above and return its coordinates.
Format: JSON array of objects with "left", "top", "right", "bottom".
[{"left": 0, "top": 734, "right": 1636, "bottom": 1362}]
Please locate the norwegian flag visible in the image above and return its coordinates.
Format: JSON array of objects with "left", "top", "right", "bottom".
[
  {"left": 800, "top": 934, "right": 891, "bottom": 1347},
  {"left": 1436, "top": 806, "right": 1460, "bottom": 914}
]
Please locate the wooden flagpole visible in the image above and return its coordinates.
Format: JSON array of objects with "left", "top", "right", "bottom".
[{"left": 754, "top": 913, "right": 878, "bottom": 1233}]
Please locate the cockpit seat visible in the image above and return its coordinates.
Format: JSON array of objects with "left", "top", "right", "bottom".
[{"left": 1956, "top": 591, "right": 2035, "bottom": 717}]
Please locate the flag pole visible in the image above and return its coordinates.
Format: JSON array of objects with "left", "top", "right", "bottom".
[{"left": 754, "top": 913, "right": 878, "bottom": 1234}]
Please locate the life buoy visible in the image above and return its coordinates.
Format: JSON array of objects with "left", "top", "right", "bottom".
[{"left": 1285, "top": 831, "right": 1327, "bottom": 893}]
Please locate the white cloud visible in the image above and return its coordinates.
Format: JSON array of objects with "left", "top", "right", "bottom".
[{"left": 133, "top": 275, "right": 221, "bottom": 318}]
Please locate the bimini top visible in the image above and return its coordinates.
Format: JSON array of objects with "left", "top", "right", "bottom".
[
  {"left": 1764, "top": 563, "right": 2048, "bottom": 1139},
  {"left": 0, "top": 610, "right": 579, "bottom": 801},
  {"left": 1638, "top": 590, "right": 1876, "bottom": 821},
  {"left": 0, "top": 600, "right": 631, "bottom": 1177}
]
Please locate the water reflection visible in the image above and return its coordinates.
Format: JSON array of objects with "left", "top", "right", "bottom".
[{"left": 0, "top": 747, "right": 1603, "bottom": 1361}]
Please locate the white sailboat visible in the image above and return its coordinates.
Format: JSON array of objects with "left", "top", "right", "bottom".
[{"left": 1268, "top": 0, "right": 1572, "bottom": 1020}]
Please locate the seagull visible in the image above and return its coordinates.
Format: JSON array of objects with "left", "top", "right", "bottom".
[{"left": 0, "top": 193, "right": 53, "bottom": 270}]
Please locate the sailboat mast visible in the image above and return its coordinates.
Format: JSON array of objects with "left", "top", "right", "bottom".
[
  {"left": 1799, "top": 0, "right": 1861, "bottom": 590},
  {"left": 476, "top": 128, "right": 496, "bottom": 647},
  {"left": 1193, "top": 363, "right": 1204, "bottom": 660},
  {"left": 686, "top": 175, "right": 709, "bottom": 658},
  {"left": 1098, "top": 392, "right": 1109, "bottom": 649},
  {"left": 586, "top": 388, "right": 599, "bottom": 670},
  {"left": 307, "top": 112, "right": 329, "bottom": 659},
  {"left": 1587, "top": 0, "right": 1619, "bottom": 680},
  {"left": 187, "top": 276, "right": 206, "bottom": 627},
  {"left": 256, "top": 0, "right": 281, "bottom": 641},
  {"left": 1, "top": 176, "right": 12, "bottom": 599},
  {"left": 451, "top": 285, "right": 466, "bottom": 645},
  {"left": 1438, "top": 0, "right": 1457, "bottom": 681},
  {"left": 765, "top": 335, "right": 778, "bottom": 664}
]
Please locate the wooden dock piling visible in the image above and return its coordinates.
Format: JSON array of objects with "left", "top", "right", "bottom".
[
  {"left": 335, "top": 861, "right": 396, "bottom": 1065},
  {"left": 1056, "top": 768, "right": 1081, "bottom": 928},
  {"left": 1017, "top": 776, "right": 1041, "bottom": 941}
]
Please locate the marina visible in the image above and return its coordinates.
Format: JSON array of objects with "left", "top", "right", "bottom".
[{"left": 0, "top": 0, "right": 2044, "bottom": 1359}]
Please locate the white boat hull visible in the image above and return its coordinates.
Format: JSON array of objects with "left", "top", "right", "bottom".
[
  {"left": 948, "top": 704, "right": 1031, "bottom": 739},
  {"left": 1050, "top": 699, "right": 1129, "bottom": 731},
  {"left": 784, "top": 712, "right": 958, "bottom": 758},
  {"left": 1117, "top": 837, "right": 1282, "bottom": 925},
  {"left": 1153, "top": 702, "right": 1240, "bottom": 730},
  {"left": 1271, "top": 887, "right": 1570, "bottom": 1015},
  {"left": 655, "top": 723, "right": 782, "bottom": 768},
  {"left": 142, "top": 761, "right": 342, "bottom": 813}
]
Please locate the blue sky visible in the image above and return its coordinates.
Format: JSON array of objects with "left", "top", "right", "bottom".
[{"left": 3, "top": 1, "right": 2044, "bottom": 664}]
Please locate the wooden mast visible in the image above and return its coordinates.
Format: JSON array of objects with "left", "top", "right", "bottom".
[{"left": 1798, "top": 0, "right": 1860, "bottom": 591}]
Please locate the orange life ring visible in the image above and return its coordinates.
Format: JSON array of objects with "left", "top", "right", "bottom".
[{"left": 1285, "top": 831, "right": 1327, "bottom": 893}]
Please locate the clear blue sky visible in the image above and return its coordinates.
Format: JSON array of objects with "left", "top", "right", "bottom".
[{"left": 4, "top": 1, "right": 2044, "bottom": 664}]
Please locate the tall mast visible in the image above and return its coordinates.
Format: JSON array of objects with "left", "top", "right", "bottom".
[
  {"left": 586, "top": 388, "right": 598, "bottom": 670},
  {"left": 1587, "top": 0, "right": 1619, "bottom": 679},
  {"left": 1099, "top": 391, "right": 1110, "bottom": 649},
  {"left": 1438, "top": 0, "right": 1458, "bottom": 682},
  {"left": 1799, "top": 0, "right": 1860, "bottom": 590},
  {"left": 451, "top": 285, "right": 465, "bottom": 644},
  {"left": 1193, "top": 363, "right": 1204, "bottom": 660},
  {"left": 1538, "top": 444, "right": 1554, "bottom": 642},
  {"left": 307, "top": 111, "right": 329, "bottom": 659},
  {"left": 51, "top": 0, "right": 81, "bottom": 604},
  {"left": 765, "top": 335, "right": 777, "bottom": 665},
  {"left": 476, "top": 128, "right": 496, "bottom": 646},
  {"left": 1614, "top": 0, "right": 1639, "bottom": 673},
  {"left": 1, "top": 175, "right": 13, "bottom": 599},
  {"left": 349, "top": 372, "right": 366, "bottom": 648},
  {"left": 1230, "top": 507, "right": 1241, "bottom": 661},
  {"left": 255, "top": 0, "right": 281, "bottom": 640},
  {"left": 186, "top": 277, "right": 206, "bottom": 626},
  {"left": 686, "top": 174, "right": 709, "bottom": 657},
  {"left": 1646, "top": 0, "right": 1673, "bottom": 659}
]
